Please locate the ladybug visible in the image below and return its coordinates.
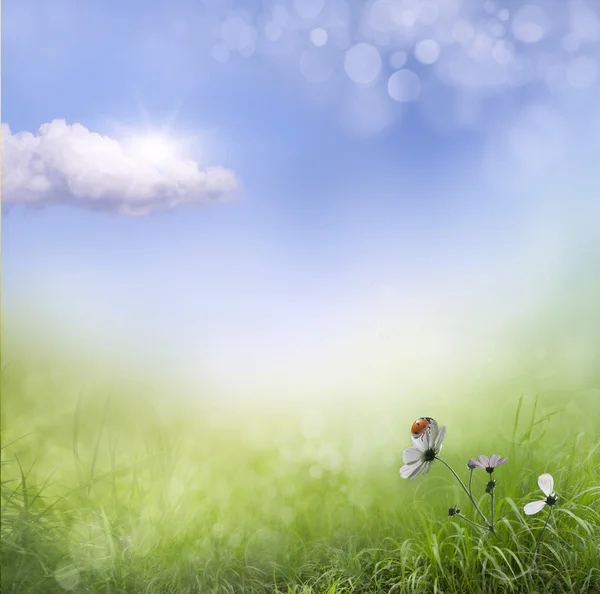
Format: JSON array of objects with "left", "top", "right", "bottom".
[{"left": 411, "top": 417, "right": 436, "bottom": 439}]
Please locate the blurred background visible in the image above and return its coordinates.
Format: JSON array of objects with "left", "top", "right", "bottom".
[
  {"left": 3, "top": 0, "right": 600, "bottom": 437},
  {"left": 3, "top": 4, "right": 600, "bottom": 591}
]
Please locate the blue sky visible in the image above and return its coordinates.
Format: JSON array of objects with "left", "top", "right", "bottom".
[{"left": 3, "top": 0, "right": 600, "bottom": 401}]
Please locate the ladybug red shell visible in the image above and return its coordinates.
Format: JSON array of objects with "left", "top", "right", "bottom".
[{"left": 411, "top": 417, "right": 436, "bottom": 439}]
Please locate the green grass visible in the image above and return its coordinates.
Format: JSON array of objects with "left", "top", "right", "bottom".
[{"left": 2, "top": 355, "right": 600, "bottom": 593}]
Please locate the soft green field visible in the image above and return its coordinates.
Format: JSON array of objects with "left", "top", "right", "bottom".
[{"left": 2, "top": 343, "right": 600, "bottom": 593}]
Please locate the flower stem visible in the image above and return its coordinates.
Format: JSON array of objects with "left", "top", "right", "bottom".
[
  {"left": 457, "top": 513, "right": 488, "bottom": 531},
  {"left": 532, "top": 506, "right": 553, "bottom": 560},
  {"left": 491, "top": 486, "right": 495, "bottom": 528},
  {"left": 435, "top": 456, "right": 491, "bottom": 528},
  {"left": 468, "top": 467, "right": 473, "bottom": 497}
]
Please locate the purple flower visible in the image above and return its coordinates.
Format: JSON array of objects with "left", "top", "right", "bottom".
[{"left": 467, "top": 454, "right": 508, "bottom": 474}]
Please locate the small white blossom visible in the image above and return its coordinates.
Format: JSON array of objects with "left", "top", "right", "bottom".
[
  {"left": 400, "top": 423, "right": 446, "bottom": 480},
  {"left": 524, "top": 473, "right": 558, "bottom": 515}
]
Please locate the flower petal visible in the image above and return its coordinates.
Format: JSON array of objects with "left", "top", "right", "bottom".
[
  {"left": 400, "top": 460, "right": 425, "bottom": 479},
  {"left": 399, "top": 463, "right": 414, "bottom": 478},
  {"left": 411, "top": 434, "right": 427, "bottom": 450},
  {"left": 478, "top": 455, "right": 490, "bottom": 468},
  {"left": 411, "top": 435, "right": 428, "bottom": 452},
  {"left": 495, "top": 456, "right": 508, "bottom": 467},
  {"left": 467, "top": 458, "right": 486, "bottom": 470},
  {"left": 427, "top": 418, "right": 439, "bottom": 433},
  {"left": 402, "top": 447, "right": 423, "bottom": 465},
  {"left": 538, "top": 473, "right": 554, "bottom": 497},
  {"left": 524, "top": 500, "right": 547, "bottom": 515},
  {"left": 418, "top": 460, "right": 433, "bottom": 478},
  {"left": 433, "top": 426, "right": 446, "bottom": 450},
  {"left": 420, "top": 428, "right": 434, "bottom": 451}
]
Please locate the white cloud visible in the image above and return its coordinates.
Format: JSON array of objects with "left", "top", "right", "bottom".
[{"left": 1, "top": 119, "right": 240, "bottom": 216}]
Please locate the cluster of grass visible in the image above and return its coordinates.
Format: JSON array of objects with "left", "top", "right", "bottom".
[{"left": 1, "top": 354, "right": 599, "bottom": 593}]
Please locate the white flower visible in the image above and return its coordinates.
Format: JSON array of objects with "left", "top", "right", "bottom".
[
  {"left": 400, "top": 423, "right": 447, "bottom": 480},
  {"left": 524, "top": 473, "right": 558, "bottom": 515}
]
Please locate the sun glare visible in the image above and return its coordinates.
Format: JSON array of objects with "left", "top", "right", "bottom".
[{"left": 129, "top": 135, "right": 175, "bottom": 165}]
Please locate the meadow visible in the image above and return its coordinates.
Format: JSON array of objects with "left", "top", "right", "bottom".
[{"left": 1, "top": 335, "right": 600, "bottom": 594}]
